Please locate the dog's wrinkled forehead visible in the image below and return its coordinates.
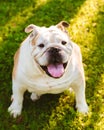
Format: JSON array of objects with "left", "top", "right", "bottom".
[
  {"left": 47, "top": 27, "right": 69, "bottom": 42},
  {"left": 25, "top": 21, "right": 69, "bottom": 44},
  {"left": 38, "top": 26, "right": 61, "bottom": 37},
  {"left": 48, "top": 26, "right": 66, "bottom": 35}
]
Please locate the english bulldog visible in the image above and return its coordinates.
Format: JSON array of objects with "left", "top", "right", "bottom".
[{"left": 8, "top": 21, "right": 88, "bottom": 118}]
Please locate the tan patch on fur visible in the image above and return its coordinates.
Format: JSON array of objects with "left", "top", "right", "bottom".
[
  {"left": 57, "top": 21, "right": 69, "bottom": 33},
  {"left": 11, "top": 95, "right": 14, "bottom": 101},
  {"left": 32, "top": 34, "right": 39, "bottom": 45},
  {"left": 12, "top": 48, "right": 20, "bottom": 79},
  {"left": 57, "top": 24, "right": 65, "bottom": 31}
]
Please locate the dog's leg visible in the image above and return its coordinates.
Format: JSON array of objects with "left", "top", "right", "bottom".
[
  {"left": 30, "top": 93, "right": 40, "bottom": 101},
  {"left": 71, "top": 79, "right": 88, "bottom": 114},
  {"left": 8, "top": 82, "right": 26, "bottom": 118}
]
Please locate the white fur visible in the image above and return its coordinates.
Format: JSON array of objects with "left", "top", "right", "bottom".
[{"left": 8, "top": 22, "right": 88, "bottom": 118}]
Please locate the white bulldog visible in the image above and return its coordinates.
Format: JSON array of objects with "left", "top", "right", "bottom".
[{"left": 8, "top": 21, "right": 88, "bottom": 118}]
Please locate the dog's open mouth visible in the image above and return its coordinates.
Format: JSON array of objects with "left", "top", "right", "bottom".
[{"left": 41, "top": 63, "right": 67, "bottom": 78}]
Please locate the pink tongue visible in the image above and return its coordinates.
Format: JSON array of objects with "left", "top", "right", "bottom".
[{"left": 47, "top": 64, "right": 64, "bottom": 78}]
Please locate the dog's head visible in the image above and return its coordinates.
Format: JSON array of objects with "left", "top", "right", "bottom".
[{"left": 25, "top": 21, "right": 73, "bottom": 78}]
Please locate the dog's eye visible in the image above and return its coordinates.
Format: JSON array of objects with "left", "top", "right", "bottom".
[
  {"left": 61, "top": 41, "right": 67, "bottom": 45},
  {"left": 38, "top": 43, "right": 44, "bottom": 48}
]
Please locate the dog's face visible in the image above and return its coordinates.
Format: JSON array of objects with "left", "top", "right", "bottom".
[{"left": 25, "top": 21, "right": 73, "bottom": 78}]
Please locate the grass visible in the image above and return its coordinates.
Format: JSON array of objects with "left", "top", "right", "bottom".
[{"left": 0, "top": 0, "right": 104, "bottom": 129}]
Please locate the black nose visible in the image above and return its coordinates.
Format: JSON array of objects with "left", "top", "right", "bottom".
[
  {"left": 48, "top": 47, "right": 62, "bottom": 64},
  {"left": 48, "top": 47, "right": 60, "bottom": 54}
]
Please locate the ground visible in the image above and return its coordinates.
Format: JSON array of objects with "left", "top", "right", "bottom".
[{"left": 0, "top": 0, "right": 104, "bottom": 129}]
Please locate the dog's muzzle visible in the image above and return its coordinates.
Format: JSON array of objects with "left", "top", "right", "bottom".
[{"left": 41, "top": 47, "right": 67, "bottom": 78}]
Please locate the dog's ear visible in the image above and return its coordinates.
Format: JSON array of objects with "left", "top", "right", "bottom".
[
  {"left": 56, "top": 21, "right": 69, "bottom": 32},
  {"left": 25, "top": 24, "right": 41, "bottom": 38},
  {"left": 25, "top": 24, "right": 38, "bottom": 33}
]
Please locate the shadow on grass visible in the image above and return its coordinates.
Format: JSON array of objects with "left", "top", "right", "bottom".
[
  {"left": 26, "top": 0, "right": 86, "bottom": 26},
  {"left": 0, "top": 0, "right": 37, "bottom": 27}
]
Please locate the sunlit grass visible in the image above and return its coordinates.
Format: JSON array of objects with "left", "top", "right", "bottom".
[
  {"left": 68, "top": 0, "right": 104, "bottom": 129},
  {"left": 69, "top": 0, "right": 100, "bottom": 44}
]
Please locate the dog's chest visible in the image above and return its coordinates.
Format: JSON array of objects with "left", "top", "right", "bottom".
[{"left": 25, "top": 76, "right": 72, "bottom": 94}]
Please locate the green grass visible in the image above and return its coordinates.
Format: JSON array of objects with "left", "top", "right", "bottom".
[{"left": 0, "top": 0, "right": 104, "bottom": 129}]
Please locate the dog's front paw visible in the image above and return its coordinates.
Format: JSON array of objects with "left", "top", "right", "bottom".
[
  {"left": 8, "top": 102, "right": 22, "bottom": 118},
  {"left": 76, "top": 103, "right": 88, "bottom": 114}
]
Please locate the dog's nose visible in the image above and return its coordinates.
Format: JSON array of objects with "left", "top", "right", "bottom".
[
  {"left": 48, "top": 47, "right": 62, "bottom": 64},
  {"left": 49, "top": 47, "right": 60, "bottom": 54}
]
